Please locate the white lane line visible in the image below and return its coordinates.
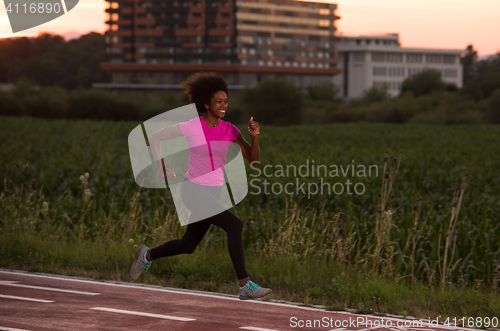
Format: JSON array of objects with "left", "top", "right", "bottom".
[
  {"left": 0, "top": 326, "right": 32, "bottom": 331},
  {"left": 89, "top": 307, "right": 196, "bottom": 321},
  {"left": 0, "top": 294, "right": 54, "bottom": 303},
  {"left": 240, "top": 327, "right": 279, "bottom": 331},
  {"left": 0, "top": 281, "right": 100, "bottom": 296},
  {"left": 0, "top": 270, "right": 476, "bottom": 331}
]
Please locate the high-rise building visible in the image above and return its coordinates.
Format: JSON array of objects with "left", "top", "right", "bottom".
[
  {"left": 99, "top": 0, "right": 342, "bottom": 91},
  {"left": 333, "top": 34, "right": 464, "bottom": 99}
]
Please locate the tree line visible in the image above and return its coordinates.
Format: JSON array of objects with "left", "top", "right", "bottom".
[
  {"left": 0, "top": 33, "right": 499, "bottom": 124},
  {"left": 0, "top": 32, "right": 109, "bottom": 89}
]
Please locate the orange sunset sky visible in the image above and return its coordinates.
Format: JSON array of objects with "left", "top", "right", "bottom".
[{"left": 0, "top": 0, "right": 499, "bottom": 56}]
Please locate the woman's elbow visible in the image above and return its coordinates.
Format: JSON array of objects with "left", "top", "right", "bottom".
[
  {"left": 249, "top": 156, "right": 260, "bottom": 163},
  {"left": 148, "top": 133, "right": 157, "bottom": 143}
]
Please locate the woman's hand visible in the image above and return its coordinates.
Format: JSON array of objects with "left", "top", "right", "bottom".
[
  {"left": 156, "top": 159, "right": 176, "bottom": 181},
  {"left": 248, "top": 117, "right": 260, "bottom": 138},
  {"left": 163, "top": 168, "right": 176, "bottom": 181}
]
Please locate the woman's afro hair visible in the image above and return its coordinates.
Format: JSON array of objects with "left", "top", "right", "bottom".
[{"left": 180, "top": 72, "right": 229, "bottom": 114}]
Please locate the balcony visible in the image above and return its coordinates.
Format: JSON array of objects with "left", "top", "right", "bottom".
[
  {"left": 208, "top": 29, "right": 234, "bottom": 36},
  {"left": 175, "top": 29, "right": 206, "bottom": 36}
]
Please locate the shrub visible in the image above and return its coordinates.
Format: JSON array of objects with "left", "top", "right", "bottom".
[
  {"left": 241, "top": 78, "right": 304, "bottom": 126},
  {"left": 407, "top": 111, "right": 447, "bottom": 125},
  {"left": 302, "top": 102, "right": 338, "bottom": 125},
  {"left": 485, "top": 88, "right": 500, "bottom": 123},
  {"left": 365, "top": 100, "right": 399, "bottom": 123},
  {"left": 21, "top": 86, "right": 69, "bottom": 119},
  {"left": 307, "top": 81, "right": 341, "bottom": 103},
  {"left": 408, "top": 93, "right": 483, "bottom": 124},
  {"left": 329, "top": 104, "right": 369, "bottom": 123},
  {"left": 401, "top": 69, "right": 446, "bottom": 97},
  {"left": 0, "top": 91, "right": 22, "bottom": 116},
  {"left": 359, "top": 86, "right": 390, "bottom": 105},
  {"left": 69, "top": 89, "right": 138, "bottom": 121}
]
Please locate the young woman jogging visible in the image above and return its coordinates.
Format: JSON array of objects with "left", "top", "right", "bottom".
[{"left": 130, "top": 72, "right": 271, "bottom": 300}]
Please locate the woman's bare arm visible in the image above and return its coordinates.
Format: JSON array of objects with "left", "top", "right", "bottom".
[
  {"left": 234, "top": 117, "right": 260, "bottom": 164},
  {"left": 148, "top": 124, "right": 183, "bottom": 178},
  {"left": 235, "top": 133, "right": 259, "bottom": 164}
]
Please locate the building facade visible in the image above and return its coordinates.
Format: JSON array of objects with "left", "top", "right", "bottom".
[
  {"left": 333, "top": 34, "right": 464, "bottom": 99},
  {"left": 100, "top": 0, "right": 342, "bottom": 91}
]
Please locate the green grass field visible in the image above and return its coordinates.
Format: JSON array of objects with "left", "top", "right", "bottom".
[{"left": 1, "top": 116, "right": 499, "bottom": 318}]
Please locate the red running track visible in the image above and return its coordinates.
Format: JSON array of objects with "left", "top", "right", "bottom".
[{"left": 0, "top": 269, "right": 474, "bottom": 331}]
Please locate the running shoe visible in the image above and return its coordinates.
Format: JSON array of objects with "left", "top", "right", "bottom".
[
  {"left": 130, "top": 244, "right": 152, "bottom": 281},
  {"left": 239, "top": 280, "right": 272, "bottom": 300}
]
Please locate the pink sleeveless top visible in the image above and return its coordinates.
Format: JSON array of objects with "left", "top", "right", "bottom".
[{"left": 178, "top": 116, "right": 241, "bottom": 186}]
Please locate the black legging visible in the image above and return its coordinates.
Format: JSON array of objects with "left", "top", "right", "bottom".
[{"left": 149, "top": 178, "right": 249, "bottom": 281}]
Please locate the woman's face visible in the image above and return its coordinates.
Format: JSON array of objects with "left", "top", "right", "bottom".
[{"left": 205, "top": 90, "right": 228, "bottom": 118}]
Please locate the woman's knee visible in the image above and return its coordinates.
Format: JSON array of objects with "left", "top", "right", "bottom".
[
  {"left": 181, "top": 242, "right": 197, "bottom": 254},
  {"left": 225, "top": 215, "right": 244, "bottom": 235},
  {"left": 234, "top": 217, "right": 244, "bottom": 232}
]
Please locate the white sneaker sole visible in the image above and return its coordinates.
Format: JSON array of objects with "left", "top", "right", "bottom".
[
  {"left": 239, "top": 288, "right": 272, "bottom": 300},
  {"left": 130, "top": 244, "right": 147, "bottom": 281}
]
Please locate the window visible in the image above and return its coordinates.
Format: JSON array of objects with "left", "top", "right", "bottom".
[
  {"left": 389, "top": 67, "right": 404, "bottom": 76},
  {"left": 407, "top": 53, "right": 422, "bottom": 63},
  {"left": 408, "top": 67, "right": 423, "bottom": 76},
  {"left": 372, "top": 52, "right": 385, "bottom": 62},
  {"left": 443, "top": 55, "right": 456, "bottom": 64},
  {"left": 387, "top": 53, "right": 402, "bottom": 63},
  {"left": 319, "top": 20, "right": 330, "bottom": 27},
  {"left": 426, "top": 54, "right": 442, "bottom": 64},
  {"left": 373, "top": 67, "right": 387, "bottom": 76}
]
